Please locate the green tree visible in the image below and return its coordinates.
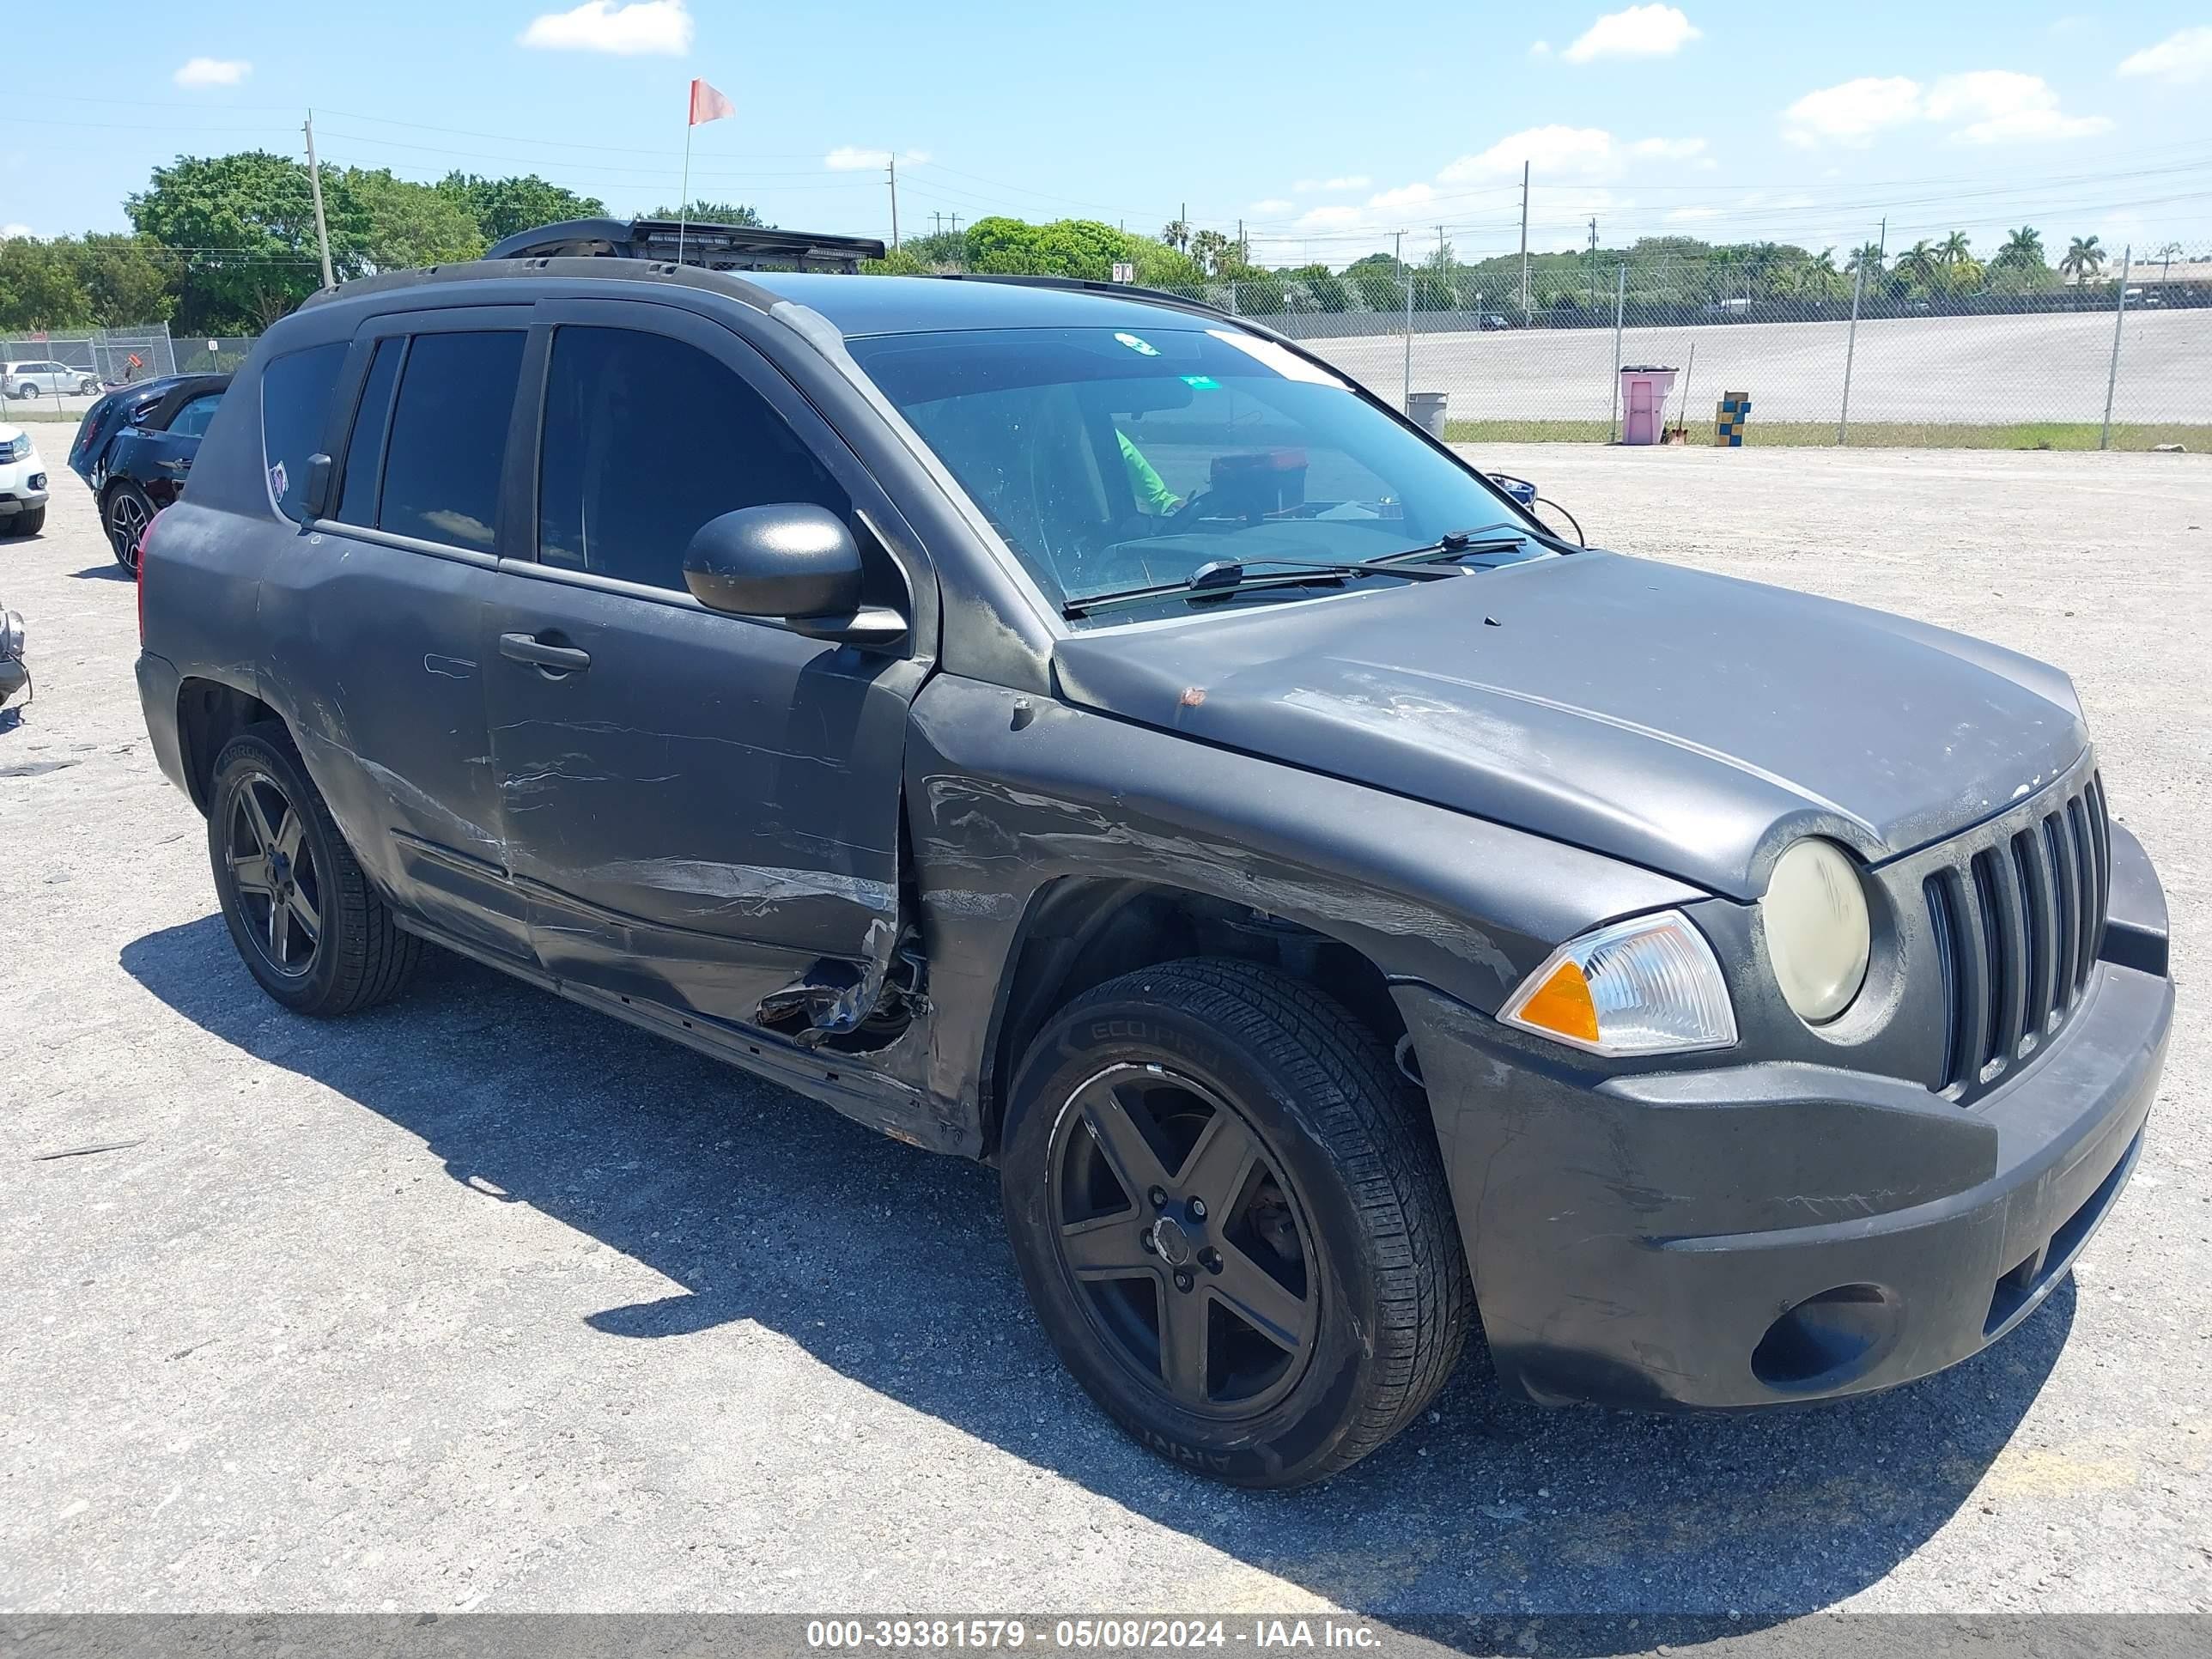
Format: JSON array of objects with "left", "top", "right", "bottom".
[
  {"left": 647, "top": 200, "right": 766, "bottom": 227},
  {"left": 1159, "top": 219, "right": 1190, "bottom": 252},
  {"left": 1897, "top": 240, "right": 1942, "bottom": 291},
  {"left": 1345, "top": 251, "right": 1407, "bottom": 311},
  {"left": 899, "top": 229, "right": 966, "bottom": 269},
  {"left": 340, "top": 168, "right": 487, "bottom": 270},
  {"left": 963, "top": 215, "right": 1042, "bottom": 273},
  {"left": 2058, "top": 235, "right": 2105, "bottom": 284},
  {"left": 1124, "top": 237, "right": 1201, "bottom": 289},
  {"left": 1995, "top": 227, "right": 2044, "bottom": 268},
  {"left": 1283, "top": 263, "right": 1350, "bottom": 312},
  {"left": 128, "top": 150, "right": 371, "bottom": 331},
  {"left": 861, "top": 247, "right": 933, "bottom": 276},
  {"left": 437, "top": 172, "right": 606, "bottom": 243},
  {"left": 0, "top": 235, "right": 93, "bottom": 331},
  {"left": 74, "top": 234, "right": 182, "bottom": 325}
]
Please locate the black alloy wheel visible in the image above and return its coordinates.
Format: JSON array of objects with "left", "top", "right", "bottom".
[
  {"left": 1048, "top": 1063, "right": 1317, "bottom": 1417},
  {"left": 223, "top": 769, "right": 323, "bottom": 977},
  {"left": 1002, "top": 958, "right": 1472, "bottom": 1488}
]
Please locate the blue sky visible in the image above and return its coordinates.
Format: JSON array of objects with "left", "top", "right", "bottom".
[{"left": 7, "top": 3, "right": 2212, "bottom": 266}]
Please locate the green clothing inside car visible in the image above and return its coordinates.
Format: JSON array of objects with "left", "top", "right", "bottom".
[{"left": 1117, "top": 429, "right": 1181, "bottom": 515}]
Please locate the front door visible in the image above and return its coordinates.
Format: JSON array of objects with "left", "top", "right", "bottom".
[{"left": 480, "top": 299, "right": 929, "bottom": 1032}]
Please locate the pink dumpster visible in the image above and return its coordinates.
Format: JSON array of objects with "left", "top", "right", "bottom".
[{"left": 1617, "top": 365, "right": 1679, "bottom": 446}]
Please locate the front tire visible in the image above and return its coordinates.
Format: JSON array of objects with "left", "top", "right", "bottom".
[
  {"left": 1001, "top": 959, "right": 1472, "bottom": 1488},
  {"left": 3, "top": 507, "right": 40, "bottom": 538},
  {"left": 208, "top": 726, "right": 422, "bottom": 1016}
]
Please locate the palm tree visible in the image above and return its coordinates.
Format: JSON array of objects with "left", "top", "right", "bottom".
[
  {"left": 2156, "top": 240, "right": 2184, "bottom": 281},
  {"left": 1898, "top": 240, "right": 1941, "bottom": 290},
  {"left": 2058, "top": 235, "right": 2106, "bottom": 284},
  {"left": 1938, "top": 230, "right": 1973, "bottom": 269},
  {"left": 1844, "top": 241, "right": 1885, "bottom": 278},
  {"left": 1160, "top": 219, "right": 1190, "bottom": 253},
  {"left": 1995, "top": 226, "right": 2044, "bottom": 268}
]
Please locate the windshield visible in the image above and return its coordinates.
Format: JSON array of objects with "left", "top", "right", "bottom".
[{"left": 845, "top": 324, "right": 1547, "bottom": 625}]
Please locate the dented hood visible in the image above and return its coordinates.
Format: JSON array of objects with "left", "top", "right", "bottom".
[{"left": 1049, "top": 551, "right": 2087, "bottom": 899}]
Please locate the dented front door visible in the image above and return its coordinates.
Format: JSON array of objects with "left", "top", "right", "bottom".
[{"left": 479, "top": 300, "right": 925, "bottom": 1032}]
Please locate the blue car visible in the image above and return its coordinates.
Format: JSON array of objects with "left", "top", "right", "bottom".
[{"left": 70, "top": 373, "right": 230, "bottom": 568}]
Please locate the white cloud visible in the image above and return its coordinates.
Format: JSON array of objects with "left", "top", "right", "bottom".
[
  {"left": 2118, "top": 26, "right": 2212, "bottom": 84},
  {"left": 1529, "top": 40, "right": 1552, "bottom": 58},
  {"left": 1663, "top": 205, "right": 1723, "bottom": 222},
  {"left": 1628, "top": 135, "right": 1710, "bottom": 162},
  {"left": 1292, "top": 175, "right": 1370, "bottom": 193},
  {"left": 0, "top": 222, "right": 32, "bottom": 240},
  {"left": 1563, "top": 5, "right": 1701, "bottom": 64},
  {"left": 520, "top": 0, "right": 691, "bottom": 55},
  {"left": 1366, "top": 181, "right": 1437, "bottom": 212},
  {"left": 1248, "top": 198, "right": 1294, "bottom": 216},
  {"left": 173, "top": 57, "right": 251, "bottom": 88},
  {"left": 1784, "top": 71, "right": 2109, "bottom": 148},
  {"left": 1781, "top": 76, "right": 1923, "bottom": 146},
  {"left": 1440, "top": 124, "right": 1620, "bottom": 181},
  {"left": 823, "top": 146, "right": 928, "bottom": 171},
  {"left": 1291, "top": 204, "right": 1367, "bottom": 232}
]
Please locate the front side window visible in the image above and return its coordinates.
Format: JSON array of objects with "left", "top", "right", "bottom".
[
  {"left": 259, "top": 341, "right": 347, "bottom": 521},
  {"left": 847, "top": 325, "right": 1542, "bottom": 624},
  {"left": 536, "top": 325, "right": 848, "bottom": 591},
  {"left": 378, "top": 331, "right": 524, "bottom": 550},
  {"left": 336, "top": 337, "right": 404, "bottom": 526}
]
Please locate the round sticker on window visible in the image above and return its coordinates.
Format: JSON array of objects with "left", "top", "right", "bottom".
[{"left": 1114, "top": 332, "right": 1161, "bottom": 357}]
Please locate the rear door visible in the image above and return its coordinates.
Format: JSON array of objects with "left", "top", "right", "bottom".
[
  {"left": 258, "top": 308, "right": 534, "bottom": 963},
  {"left": 479, "top": 297, "right": 930, "bottom": 1033},
  {"left": 133, "top": 391, "right": 224, "bottom": 507}
]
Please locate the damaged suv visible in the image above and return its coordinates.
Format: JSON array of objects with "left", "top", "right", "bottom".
[{"left": 136, "top": 252, "right": 2173, "bottom": 1488}]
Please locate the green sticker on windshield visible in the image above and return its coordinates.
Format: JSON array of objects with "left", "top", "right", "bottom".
[
  {"left": 1114, "top": 331, "right": 1161, "bottom": 356},
  {"left": 1180, "top": 374, "right": 1220, "bottom": 390}
]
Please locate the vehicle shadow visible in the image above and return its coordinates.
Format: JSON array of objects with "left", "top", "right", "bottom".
[
  {"left": 68, "top": 562, "right": 131, "bottom": 581},
  {"left": 121, "top": 915, "right": 2067, "bottom": 1635}
]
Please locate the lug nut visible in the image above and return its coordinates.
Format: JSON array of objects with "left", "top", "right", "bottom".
[
  {"left": 1188, "top": 1198, "right": 1206, "bottom": 1220},
  {"left": 1175, "top": 1271, "right": 1194, "bottom": 1293},
  {"left": 1139, "top": 1231, "right": 1157, "bottom": 1253},
  {"left": 1148, "top": 1187, "right": 1168, "bottom": 1209},
  {"left": 1199, "top": 1248, "right": 1223, "bottom": 1273}
]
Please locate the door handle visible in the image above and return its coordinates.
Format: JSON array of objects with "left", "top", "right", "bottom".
[{"left": 498, "top": 632, "right": 591, "bottom": 673}]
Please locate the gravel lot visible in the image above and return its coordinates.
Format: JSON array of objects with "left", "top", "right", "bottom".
[
  {"left": 2, "top": 445, "right": 2207, "bottom": 1620},
  {"left": 1304, "top": 308, "right": 2209, "bottom": 426}
]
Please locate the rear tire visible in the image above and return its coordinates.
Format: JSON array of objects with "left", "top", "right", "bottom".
[
  {"left": 208, "top": 725, "right": 422, "bottom": 1016},
  {"left": 104, "top": 482, "right": 154, "bottom": 566},
  {"left": 1000, "top": 958, "right": 1471, "bottom": 1488}
]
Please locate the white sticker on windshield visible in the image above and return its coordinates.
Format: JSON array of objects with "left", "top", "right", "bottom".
[
  {"left": 1114, "top": 331, "right": 1161, "bottom": 357},
  {"left": 1206, "top": 329, "right": 1347, "bottom": 387}
]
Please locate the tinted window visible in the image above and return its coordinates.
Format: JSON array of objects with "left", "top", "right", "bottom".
[
  {"left": 537, "top": 326, "right": 848, "bottom": 590},
  {"left": 167, "top": 393, "right": 223, "bottom": 439},
  {"left": 379, "top": 331, "right": 523, "bottom": 550},
  {"left": 337, "top": 337, "right": 403, "bottom": 526},
  {"left": 259, "top": 342, "right": 348, "bottom": 521}
]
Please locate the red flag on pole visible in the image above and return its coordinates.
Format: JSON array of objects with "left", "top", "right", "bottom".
[{"left": 689, "top": 78, "right": 734, "bottom": 126}]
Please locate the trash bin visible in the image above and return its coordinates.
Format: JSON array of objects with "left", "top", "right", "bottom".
[
  {"left": 1406, "top": 391, "right": 1449, "bottom": 439},
  {"left": 1616, "top": 365, "right": 1677, "bottom": 446}
]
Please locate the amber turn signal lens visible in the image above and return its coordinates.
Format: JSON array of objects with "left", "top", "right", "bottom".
[{"left": 1513, "top": 960, "right": 1601, "bottom": 1045}]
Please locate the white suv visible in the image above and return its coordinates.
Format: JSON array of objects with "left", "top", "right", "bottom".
[
  {"left": 3, "top": 360, "right": 99, "bottom": 399},
  {"left": 0, "top": 422, "right": 49, "bottom": 536}
]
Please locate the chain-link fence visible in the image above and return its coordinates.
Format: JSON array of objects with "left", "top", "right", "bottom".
[
  {"left": 1152, "top": 244, "right": 2210, "bottom": 450},
  {"left": 1, "top": 325, "right": 181, "bottom": 418}
]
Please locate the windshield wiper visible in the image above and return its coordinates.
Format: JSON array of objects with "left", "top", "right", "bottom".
[
  {"left": 1062, "top": 555, "right": 1462, "bottom": 619},
  {"left": 1373, "top": 519, "right": 1585, "bottom": 565}
]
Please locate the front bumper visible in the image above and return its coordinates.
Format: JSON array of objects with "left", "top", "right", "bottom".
[
  {"left": 0, "top": 483, "right": 47, "bottom": 519},
  {"left": 1399, "top": 820, "right": 2172, "bottom": 1411}
]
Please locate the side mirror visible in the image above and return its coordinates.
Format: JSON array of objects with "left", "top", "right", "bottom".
[
  {"left": 303, "top": 453, "right": 335, "bottom": 520},
  {"left": 682, "top": 503, "right": 907, "bottom": 647}
]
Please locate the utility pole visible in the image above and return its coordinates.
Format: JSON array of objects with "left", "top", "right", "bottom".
[
  {"left": 2100, "top": 245, "right": 2132, "bottom": 451},
  {"left": 1877, "top": 216, "right": 1887, "bottom": 260},
  {"left": 1587, "top": 216, "right": 1598, "bottom": 311},
  {"left": 1395, "top": 229, "right": 1413, "bottom": 410},
  {"left": 950, "top": 213, "right": 960, "bottom": 236},
  {"left": 886, "top": 154, "right": 901, "bottom": 251},
  {"left": 1517, "top": 160, "right": 1530, "bottom": 322},
  {"left": 303, "top": 109, "right": 335, "bottom": 290}
]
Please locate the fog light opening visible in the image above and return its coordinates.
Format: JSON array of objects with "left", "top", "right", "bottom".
[{"left": 1751, "top": 1284, "right": 1899, "bottom": 1392}]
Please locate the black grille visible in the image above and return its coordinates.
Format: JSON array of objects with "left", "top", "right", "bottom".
[{"left": 1924, "top": 774, "right": 2109, "bottom": 1094}]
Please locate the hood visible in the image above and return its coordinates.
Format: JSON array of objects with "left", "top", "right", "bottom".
[{"left": 1050, "top": 551, "right": 2087, "bottom": 898}]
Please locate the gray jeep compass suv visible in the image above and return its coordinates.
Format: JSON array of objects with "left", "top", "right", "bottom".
[{"left": 134, "top": 248, "right": 2173, "bottom": 1487}]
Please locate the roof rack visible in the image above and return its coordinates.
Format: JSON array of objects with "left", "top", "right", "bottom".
[{"left": 483, "top": 217, "right": 886, "bottom": 275}]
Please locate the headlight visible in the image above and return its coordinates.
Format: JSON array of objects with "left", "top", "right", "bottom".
[
  {"left": 1763, "top": 838, "right": 1870, "bottom": 1024},
  {"left": 1499, "top": 910, "right": 1736, "bottom": 1056}
]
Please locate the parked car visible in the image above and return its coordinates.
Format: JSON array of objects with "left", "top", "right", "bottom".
[
  {"left": 3, "top": 360, "right": 99, "bottom": 399},
  {"left": 70, "top": 374, "right": 230, "bottom": 567},
  {"left": 136, "top": 253, "right": 2172, "bottom": 1489},
  {"left": 0, "top": 422, "right": 48, "bottom": 538}
]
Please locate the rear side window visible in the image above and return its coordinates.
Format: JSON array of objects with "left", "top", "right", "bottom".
[
  {"left": 259, "top": 342, "right": 346, "bottom": 520},
  {"left": 167, "top": 393, "right": 223, "bottom": 440},
  {"left": 336, "top": 337, "right": 404, "bottom": 526},
  {"left": 536, "top": 325, "right": 848, "bottom": 591},
  {"left": 378, "top": 331, "right": 524, "bottom": 550}
]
